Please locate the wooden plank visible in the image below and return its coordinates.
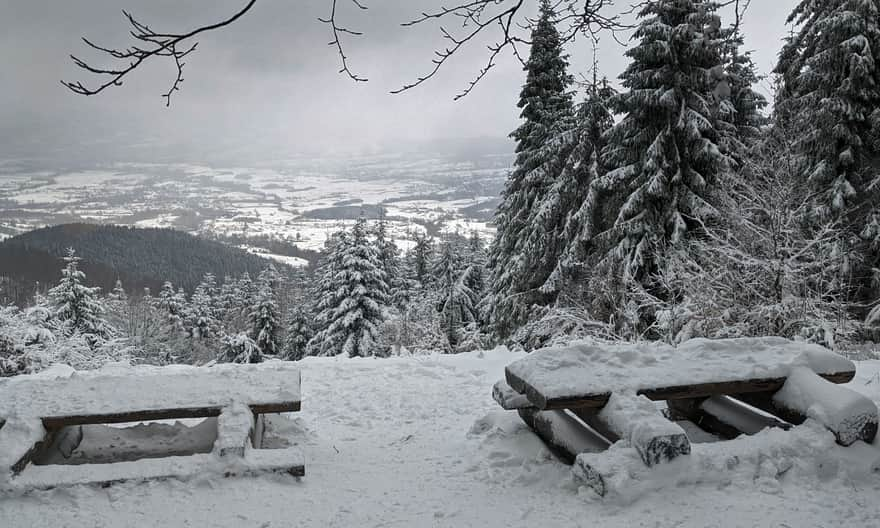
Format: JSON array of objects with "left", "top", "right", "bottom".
[
  {"left": 736, "top": 368, "right": 878, "bottom": 446},
  {"left": 667, "top": 396, "right": 791, "bottom": 440},
  {"left": 1, "top": 362, "right": 302, "bottom": 427},
  {"left": 595, "top": 393, "right": 690, "bottom": 466},
  {"left": 40, "top": 401, "right": 300, "bottom": 429},
  {"left": 507, "top": 370, "right": 855, "bottom": 411},
  {"left": 517, "top": 408, "right": 610, "bottom": 465},
  {"left": 492, "top": 379, "right": 534, "bottom": 410},
  {"left": 8, "top": 448, "right": 305, "bottom": 492}
]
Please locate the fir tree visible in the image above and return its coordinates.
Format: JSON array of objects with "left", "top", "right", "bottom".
[
  {"left": 775, "top": 0, "right": 880, "bottom": 218},
  {"left": 489, "top": 0, "right": 574, "bottom": 338},
  {"left": 434, "top": 239, "right": 478, "bottom": 351},
  {"left": 187, "top": 272, "right": 219, "bottom": 340},
  {"left": 409, "top": 232, "right": 434, "bottom": 286},
  {"left": 251, "top": 265, "right": 280, "bottom": 356},
  {"left": 309, "top": 217, "right": 390, "bottom": 357},
  {"left": 596, "top": 0, "right": 728, "bottom": 285},
  {"left": 282, "top": 305, "right": 314, "bottom": 361},
  {"left": 539, "top": 76, "right": 616, "bottom": 296},
  {"left": 109, "top": 279, "right": 127, "bottom": 302},
  {"left": 47, "top": 248, "right": 109, "bottom": 340}
]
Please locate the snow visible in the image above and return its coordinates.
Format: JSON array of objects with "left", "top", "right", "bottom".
[
  {"left": 0, "top": 360, "right": 302, "bottom": 421},
  {"left": 773, "top": 366, "right": 878, "bottom": 445},
  {"left": 0, "top": 350, "right": 879, "bottom": 526},
  {"left": 506, "top": 337, "right": 855, "bottom": 403}
]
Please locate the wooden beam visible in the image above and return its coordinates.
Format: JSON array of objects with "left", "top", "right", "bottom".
[
  {"left": 506, "top": 370, "right": 855, "bottom": 411},
  {"left": 517, "top": 408, "right": 610, "bottom": 465},
  {"left": 667, "top": 396, "right": 791, "bottom": 440},
  {"left": 735, "top": 368, "right": 878, "bottom": 446},
  {"left": 215, "top": 403, "right": 254, "bottom": 458},
  {"left": 595, "top": 393, "right": 690, "bottom": 466},
  {"left": 492, "top": 379, "right": 534, "bottom": 410},
  {"left": 40, "top": 401, "right": 299, "bottom": 429}
]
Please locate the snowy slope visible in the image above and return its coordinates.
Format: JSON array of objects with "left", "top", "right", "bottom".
[{"left": 2, "top": 349, "right": 880, "bottom": 527}]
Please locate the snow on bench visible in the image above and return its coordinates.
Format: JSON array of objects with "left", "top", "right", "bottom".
[
  {"left": 746, "top": 367, "right": 878, "bottom": 446},
  {"left": 0, "top": 361, "right": 303, "bottom": 492},
  {"left": 505, "top": 337, "right": 856, "bottom": 410},
  {"left": 495, "top": 337, "right": 875, "bottom": 479}
]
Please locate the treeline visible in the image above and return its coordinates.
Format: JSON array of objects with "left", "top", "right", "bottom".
[
  {"left": 0, "top": 223, "right": 278, "bottom": 302},
  {"left": 485, "top": 0, "right": 880, "bottom": 349},
  {"left": 0, "top": 216, "right": 494, "bottom": 375}
]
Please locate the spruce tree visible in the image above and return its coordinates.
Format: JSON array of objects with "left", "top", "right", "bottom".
[
  {"left": 539, "top": 77, "right": 616, "bottom": 296},
  {"left": 596, "top": 0, "right": 728, "bottom": 284},
  {"left": 775, "top": 0, "right": 880, "bottom": 218},
  {"left": 48, "top": 248, "right": 109, "bottom": 340},
  {"left": 434, "top": 239, "right": 478, "bottom": 351},
  {"left": 282, "top": 305, "right": 314, "bottom": 361},
  {"left": 251, "top": 265, "right": 280, "bottom": 356},
  {"left": 489, "top": 0, "right": 574, "bottom": 338},
  {"left": 310, "top": 217, "right": 390, "bottom": 357},
  {"left": 187, "top": 272, "right": 219, "bottom": 340}
]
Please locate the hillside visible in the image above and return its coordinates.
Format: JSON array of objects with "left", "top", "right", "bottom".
[{"left": 0, "top": 224, "right": 288, "bottom": 303}]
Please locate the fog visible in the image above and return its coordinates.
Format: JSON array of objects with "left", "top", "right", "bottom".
[{"left": 1, "top": 0, "right": 797, "bottom": 163}]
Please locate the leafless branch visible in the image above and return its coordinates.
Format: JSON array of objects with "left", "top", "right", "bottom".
[
  {"left": 318, "top": 0, "right": 369, "bottom": 83},
  {"left": 62, "top": 0, "right": 257, "bottom": 106}
]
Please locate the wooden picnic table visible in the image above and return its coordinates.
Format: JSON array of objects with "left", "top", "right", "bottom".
[
  {"left": 0, "top": 361, "right": 304, "bottom": 492},
  {"left": 493, "top": 337, "right": 878, "bottom": 494}
]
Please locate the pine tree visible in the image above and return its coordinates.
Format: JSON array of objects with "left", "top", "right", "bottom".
[
  {"left": 539, "top": 76, "right": 617, "bottom": 296},
  {"left": 250, "top": 265, "right": 280, "bottom": 356},
  {"left": 282, "top": 305, "right": 313, "bottom": 361},
  {"left": 187, "top": 272, "right": 219, "bottom": 340},
  {"left": 108, "top": 279, "right": 127, "bottom": 302},
  {"left": 775, "top": 0, "right": 880, "bottom": 218},
  {"left": 595, "top": 0, "right": 728, "bottom": 285},
  {"left": 373, "top": 208, "right": 405, "bottom": 306},
  {"left": 309, "top": 217, "right": 390, "bottom": 357},
  {"left": 716, "top": 29, "right": 767, "bottom": 168},
  {"left": 409, "top": 232, "right": 434, "bottom": 286},
  {"left": 434, "top": 239, "right": 478, "bottom": 351},
  {"left": 47, "top": 248, "right": 109, "bottom": 340},
  {"left": 489, "top": 0, "right": 574, "bottom": 339}
]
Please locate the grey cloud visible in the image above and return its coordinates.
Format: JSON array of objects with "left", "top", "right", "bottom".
[{"left": 1, "top": 0, "right": 798, "bottom": 163}]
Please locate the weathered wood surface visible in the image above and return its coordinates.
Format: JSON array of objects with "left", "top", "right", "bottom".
[
  {"left": 492, "top": 379, "right": 534, "bottom": 410},
  {"left": 736, "top": 368, "right": 878, "bottom": 446},
  {"left": 6, "top": 448, "right": 305, "bottom": 492},
  {"left": 0, "top": 362, "right": 302, "bottom": 427},
  {"left": 667, "top": 396, "right": 791, "bottom": 440},
  {"left": 517, "top": 408, "right": 610, "bottom": 465},
  {"left": 508, "top": 371, "right": 856, "bottom": 411},
  {"left": 505, "top": 338, "right": 855, "bottom": 411}
]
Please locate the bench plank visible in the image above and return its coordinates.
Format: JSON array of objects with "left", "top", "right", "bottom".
[
  {"left": 517, "top": 408, "right": 610, "bottom": 464},
  {"left": 667, "top": 396, "right": 791, "bottom": 440}
]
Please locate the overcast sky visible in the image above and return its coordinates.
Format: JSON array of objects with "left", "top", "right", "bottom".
[{"left": 1, "top": 0, "right": 798, "bottom": 163}]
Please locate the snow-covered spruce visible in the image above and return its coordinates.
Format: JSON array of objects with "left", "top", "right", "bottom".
[
  {"left": 308, "top": 216, "right": 390, "bottom": 357},
  {"left": 489, "top": 0, "right": 575, "bottom": 340}
]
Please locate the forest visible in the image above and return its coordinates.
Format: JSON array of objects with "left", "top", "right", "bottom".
[{"left": 1, "top": 0, "right": 880, "bottom": 376}]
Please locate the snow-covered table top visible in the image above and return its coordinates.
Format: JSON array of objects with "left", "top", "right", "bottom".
[
  {"left": 505, "top": 337, "right": 856, "bottom": 410},
  {"left": 0, "top": 360, "right": 301, "bottom": 424}
]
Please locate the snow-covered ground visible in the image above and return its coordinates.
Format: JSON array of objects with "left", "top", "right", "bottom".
[{"left": 2, "top": 349, "right": 880, "bottom": 527}]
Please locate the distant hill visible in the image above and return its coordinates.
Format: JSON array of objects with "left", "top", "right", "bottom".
[{"left": 0, "top": 224, "right": 287, "bottom": 305}]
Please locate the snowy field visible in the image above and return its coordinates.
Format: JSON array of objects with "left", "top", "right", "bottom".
[{"left": 2, "top": 349, "right": 880, "bottom": 527}]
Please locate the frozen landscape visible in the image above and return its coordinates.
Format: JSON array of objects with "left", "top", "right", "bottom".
[
  {"left": 2, "top": 348, "right": 879, "bottom": 527},
  {"left": 4, "top": 0, "right": 880, "bottom": 526},
  {"left": 0, "top": 151, "right": 506, "bottom": 253}
]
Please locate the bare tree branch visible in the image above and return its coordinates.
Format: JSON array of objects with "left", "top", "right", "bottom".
[
  {"left": 62, "top": 0, "right": 257, "bottom": 106},
  {"left": 318, "top": 0, "right": 369, "bottom": 83}
]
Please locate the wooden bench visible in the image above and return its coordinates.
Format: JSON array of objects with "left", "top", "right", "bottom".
[
  {"left": 494, "top": 337, "right": 878, "bottom": 495},
  {"left": 0, "top": 361, "right": 304, "bottom": 492}
]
